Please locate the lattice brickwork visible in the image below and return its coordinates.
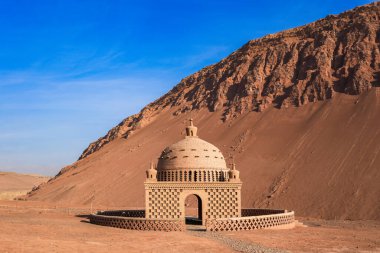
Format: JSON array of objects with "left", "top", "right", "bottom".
[
  {"left": 90, "top": 208, "right": 294, "bottom": 232},
  {"left": 99, "top": 210, "right": 145, "bottom": 218},
  {"left": 205, "top": 188, "right": 240, "bottom": 219},
  {"left": 241, "top": 208, "right": 286, "bottom": 217},
  {"left": 90, "top": 214, "right": 185, "bottom": 231},
  {"left": 145, "top": 182, "right": 242, "bottom": 223},
  {"left": 146, "top": 188, "right": 181, "bottom": 219},
  {"left": 206, "top": 210, "right": 295, "bottom": 231},
  {"left": 157, "top": 169, "right": 228, "bottom": 182}
]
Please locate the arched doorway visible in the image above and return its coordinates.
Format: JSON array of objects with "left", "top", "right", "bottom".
[{"left": 184, "top": 194, "right": 202, "bottom": 225}]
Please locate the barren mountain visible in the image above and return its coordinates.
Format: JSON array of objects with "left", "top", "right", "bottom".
[{"left": 28, "top": 3, "right": 380, "bottom": 220}]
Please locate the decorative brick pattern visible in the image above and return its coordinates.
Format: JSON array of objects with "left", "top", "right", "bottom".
[
  {"left": 89, "top": 123, "right": 295, "bottom": 232},
  {"left": 241, "top": 208, "right": 287, "bottom": 217},
  {"left": 99, "top": 210, "right": 145, "bottom": 218},
  {"left": 157, "top": 169, "right": 228, "bottom": 182},
  {"left": 144, "top": 122, "right": 245, "bottom": 227},
  {"left": 146, "top": 188, "right": 181, "bottom": 219},
  {"left": 90, "top": 213, "right": 185, "bottom": 231},
  {"left": 206, "top": 188, "right": 239, "bottom": 219},
  {"left": 90, "top": 208, "right": 294, "bottom": 232},
  {"left": 145, "top": 182, "right": 242, "bottom": 225},
  {"left": 206, "top": 210, "right": 295, "bottom": 231}
]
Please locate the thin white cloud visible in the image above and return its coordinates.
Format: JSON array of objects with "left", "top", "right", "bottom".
[{"left": 0, "top": 66, "right": 179, "bottom": 175}]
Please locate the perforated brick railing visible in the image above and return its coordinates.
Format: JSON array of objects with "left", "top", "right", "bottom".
[
  {"left": 90, "top": 208, "right": 294, "bottom": 232},
  {"left": 90, "top": 211, "right": 185, "bottom": 231},
  {"left": 97, "top": 210, "right": 145, "bottom": 218},
  {"left": 241, "top": 208, "right": 288, "bottom": 217},
  {"left": 206, "top": 209, "right": 295, "bottom": 231}
]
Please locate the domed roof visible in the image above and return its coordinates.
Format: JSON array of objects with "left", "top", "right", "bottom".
[{"left": 157, "top": 120, "right": 227, "bottom": 171}]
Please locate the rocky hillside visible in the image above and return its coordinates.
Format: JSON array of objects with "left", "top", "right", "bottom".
[
  {"left": 79, "top": 2, "right": 379, "bottom": 160},
  {"left": 28, "top": 3, "right": 380, "bottom": 220}
]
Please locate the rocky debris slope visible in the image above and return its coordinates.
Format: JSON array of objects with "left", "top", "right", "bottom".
[{"left": 79, "top": 2, "right": 380, "bottom": 160}]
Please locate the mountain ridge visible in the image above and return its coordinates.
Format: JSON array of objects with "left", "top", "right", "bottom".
[
  {"left": 28, "top": 2, "right": 380, "bottom": 220},
  {"left": 78, "top": 2, "right": 379, "bottom": 160}
]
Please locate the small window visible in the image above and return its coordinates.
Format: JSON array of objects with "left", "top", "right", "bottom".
[
  {"left": 213, "top": 150, "right": 216, "bottom": 152},
  {"left": 191, "top": 149, "right": 196, "bottom": 151},
  {"left": 195, "top": 156, "right": 199, "bottom": 158},
  {"left": 206, "top": 156, "right": 210, "bottom": 158},
  {"left": 179, "top": 149, "right": 185, "bottom": 151},
  {"left": 183, "top": 156, "right": 188, "bottom": 158},
  {"left": 204, "top": 149, "right": 208, "bottom": 151}
]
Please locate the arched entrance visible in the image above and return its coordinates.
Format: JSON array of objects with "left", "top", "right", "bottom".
[{"left": 184, "top": 194, "right": 202, "bottom": 225}]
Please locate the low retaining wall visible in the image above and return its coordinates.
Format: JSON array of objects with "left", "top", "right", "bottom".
[
  {"left": 241, "top": 208, "right": 289, "bottom": 216},
  {"left": 90, "top": 209, "right": 294, "bottom": 232},
  {"left": 90, "top": 211, "right": 185, "bottom": 231},
  {"left": 206, "top": 209, "right": 295, "bottom": 231},
  {"left": 96, "top": 210, "right": 145, "bottom": 218}
]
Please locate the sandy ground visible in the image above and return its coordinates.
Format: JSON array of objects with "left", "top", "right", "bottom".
[
  {"left": 0, "top": 201, "right": 379, "bottom": 253},
  {"left": 0, "top": 190, "right": 29, "bottom": 200},
  {"left": 227, "top": 219, "right": 380, "bottom": 252},
  {"left": 0, "top": 200, "right": 233, "bottom": 253},
  {"left": 0, "top": 172, "right": 50, "bottom": 200}
]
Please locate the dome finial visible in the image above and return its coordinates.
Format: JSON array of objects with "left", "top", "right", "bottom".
[
  {"left": 150, "top": 161, "right": 155, "bottom": 170},
  {"left": 228, "top": 157, "right": 240, "bottom": 182},
  {"left": 146, "top": 161, "right": 157, "bottom": 181},
  {"left": 185, "top": 118, "right": 198, "bottom": 137},
  {"left": 231, "top": 156, "right": 236, "bottom": 170}
]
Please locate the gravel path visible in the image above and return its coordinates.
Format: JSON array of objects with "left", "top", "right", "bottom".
[{"left": 187, "top": 230, "right": 289, "bottom": 253}]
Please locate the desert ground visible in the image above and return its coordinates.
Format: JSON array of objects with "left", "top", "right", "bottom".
[
  {"left": 0, "top": 200, "right": 379, "bottom": 253},
  {"left": 0, "top": 172, "right": 49, "bottom": 200}
]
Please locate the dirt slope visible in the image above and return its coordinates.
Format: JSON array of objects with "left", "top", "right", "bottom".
[{"left": 28, "top": 3, "right": 380, "bottom": 220}]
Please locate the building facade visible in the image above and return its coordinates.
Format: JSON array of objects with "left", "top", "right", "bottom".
[
  {"left": 145, "top": 119, "right": 242, "bottom": 225},
  {"left": 90, "top": 119, "right": 295, "bottom": 231}
]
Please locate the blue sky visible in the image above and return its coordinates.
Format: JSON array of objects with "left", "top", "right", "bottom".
[{"left": 0, "top": 0, "right": 372, "bottom": 176}]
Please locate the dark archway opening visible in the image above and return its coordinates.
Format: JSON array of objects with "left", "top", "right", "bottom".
[{"left": 185, "top": 194, "right": 202, "bottom": 225}]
